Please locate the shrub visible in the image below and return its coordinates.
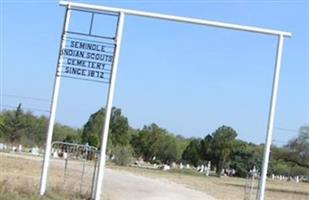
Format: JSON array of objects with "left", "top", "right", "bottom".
[{"left": 112, "top": 145, "right": 133, "bottom": 166}]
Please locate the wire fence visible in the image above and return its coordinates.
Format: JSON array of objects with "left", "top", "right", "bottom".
[{"left": 0, "top": 142, "right": 99, "bottom": 199}]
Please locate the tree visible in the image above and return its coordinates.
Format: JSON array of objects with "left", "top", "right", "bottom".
[
  {"left": 274, "top": 126, "right": 309, "bottom": 168},
  {"left": 131, "top": 123, "right": 185, "bottom": 163},
  {"left": 20, "top": 111, "right": 47, "bottom": 146},
  {"left": 2, "top": 104, "right": 27, "bottom": 144},
  {"left": 110, "top": 108, "right": 130, "bottom": 146},
  {"left": 131, "top": 123, "right": 167, "bottom": 161},
  {"left": 54, "top": 124, "right": 80, "bottom": 143},
  {"left": 87, "top": 134, "right": 100, "bottom": 148},
  {"left": 229, "top": 140, "right": 262, "bottom": 177},
  {"left": 211, "top": 125, "right": 237, "bottom": 176},
  {"left": 0, "top": 115, "right": 5, "bottom": 138},
  {"left": 0, "top": 106, "right": 79, "bottom": 147},
  {"left": 82, "top": 108, "right": 105, "bottom": 147},
  {"left": 82, "top": 107, "right": 130, "bottom": 149},
  {"left": 161, "top": 135, "right": 183, "bottom": 163},
  {"left": 200, "top": 134, "right": 214, "bottom": 162},
  {"left": 182, "top": 139, "right": 202, "bottom": 167}
]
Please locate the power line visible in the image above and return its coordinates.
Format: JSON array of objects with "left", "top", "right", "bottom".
[
  {"left": 1, "top": 104, "right": 50, "bottom": 113},
  {"left": 274, "top": 127, "right": 299, "bottom": 134},
  {"left": 272, "top": 139, "right": 288, "bottom": 144},
  {"left": 0, "top": 94, "right": 51, "bottom": 102}
]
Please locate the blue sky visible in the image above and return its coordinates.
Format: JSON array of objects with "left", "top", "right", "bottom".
[{"left": 1, "top": 0, "right": 308, "bottom": 145}]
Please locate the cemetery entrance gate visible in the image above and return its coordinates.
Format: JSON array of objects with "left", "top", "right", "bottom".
[
  {"left": 40, "top": 1, "right": 292, "bottom": 200},
  {"left": 50, "top": 141, "right": 99, "bottom": 199}
]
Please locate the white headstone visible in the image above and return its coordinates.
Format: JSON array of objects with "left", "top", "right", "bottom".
[
  {"left": 18, "top": 144, "right": 22, "bottom": 152},
  {"left": 206, "top": 161, "right": 211, "bottom": 176},
  {"left": 52, "top": 151, "right": 59, "bottom": 158},
  {"left": 179, "top": 163, "right": 184, "bottom": 169},
  {"left": 186, "top": 164, "right": 190, "bottom": 169},
  {"left": 63, "top": 152, "right": 68, "bottom": 160},
  {"left": 205, "top": 167, "right": 210, "bottom": 176},
  {"left": 163, "top": 164, "right": 170, "bottom": 171},
  {"left": 252, "top": 166, "right": 257, "bottom": 173},
  {"left": 221, "top": 168, "right": 225, "bottom": 176},
  {"left": 31, "top": 147, "right": 39, "bottom": 155},
  {"left": 200, "top": 165, "right": 204, "bottom": 172}
]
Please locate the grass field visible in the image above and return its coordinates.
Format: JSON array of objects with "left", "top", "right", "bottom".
[
  {"left": 0, "top": 153, "right": 89, "bottom": 200},
  {"left": 0, "top": 152, "right": 308, "bottom": 200}
]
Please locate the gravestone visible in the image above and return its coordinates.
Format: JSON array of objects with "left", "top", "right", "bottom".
[
  {"left": 206, "top": 161, "right": 211, "bottom": 176},
  {"left": 12, "top": 146, "right": 17, "bottom": 152},
  {"left": 296, "top": 176, "right": 299, "bottom": 183},
  {"left": 31, "top": 147, "right": 39, "bottom": 155},
  {"left": 179, "top": 163, "right": 183, "bottom": 169},
  {"left": 63, "top": 152, "right": 68, "bottom": 159},
  {"left": 200, "top": 164, "right": 204, "bottom": 173},
  {"left": 162, "top": 164, "right": 170, "bottom": 171},
  {"left": 53, "top": 151, "right": 59, "bottom": 158},
  {"left": 18, "top": 144, "right": 22, "bottom": 152},
  {"left": 221, "top": 168, "right": 225, "bottom": 176}
]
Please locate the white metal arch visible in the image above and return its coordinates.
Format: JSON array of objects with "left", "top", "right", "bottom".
[{"left": 40, "top": 1, "right": 292, "bottom": 200}]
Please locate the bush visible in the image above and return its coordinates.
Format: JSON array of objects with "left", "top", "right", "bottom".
[{"left": 112, "top": 145, "right": 133, "bottom": 166}]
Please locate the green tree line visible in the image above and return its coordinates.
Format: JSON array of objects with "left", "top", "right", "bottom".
[
  {"left": 0, "top": 105, "right": 308, "bottom": 177},
  {"left": 0, "top": 104, "right": 80, "bottom": 146}
]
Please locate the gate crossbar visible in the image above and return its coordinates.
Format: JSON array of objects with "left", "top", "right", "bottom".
[{"left": 59, "top": 0, "right": 291, "bottom": 37}]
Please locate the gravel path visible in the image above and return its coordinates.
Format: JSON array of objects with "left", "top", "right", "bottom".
[{"left": 103, "top": 168, "right": 216, "bottom": 200}]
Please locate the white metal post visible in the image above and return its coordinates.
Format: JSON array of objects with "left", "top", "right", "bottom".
[
  {"left": 94, "top": 12, "right": 125, "bottom": 200},
  {"left": 40, "top": 6, "right": 71, "bottom": 196},
  {"left": 258, "top": 34, "right": 285, "bottom": 200}
]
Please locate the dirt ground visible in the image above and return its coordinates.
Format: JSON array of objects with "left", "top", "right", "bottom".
[
  {"left": 113, "top": 165, "right": 309, "bottom": 200},
  {"left": 0, "top": 152, "right": 308, "bottom": 200},
  {"left": 0, "top": 152, "right": 215, "bottom": 200}
]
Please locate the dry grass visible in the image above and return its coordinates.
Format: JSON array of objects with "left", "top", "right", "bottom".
[
  {"left": 0, "top": 153, "right": 91, "bottom": 200},
  {"left": 0, "top": 152, "right": 308, "bottom": 200},
  {"left": 109, "top": 165, "right": 309, "bottom": 200}
]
